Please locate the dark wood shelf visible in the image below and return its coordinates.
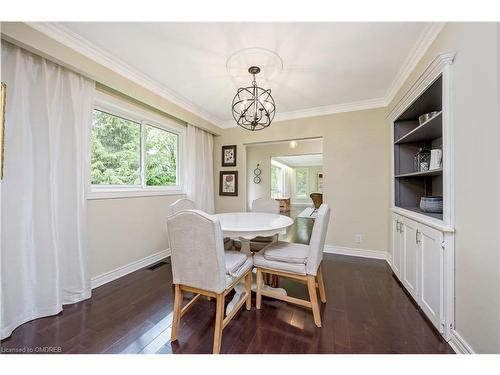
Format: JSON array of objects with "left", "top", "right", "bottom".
[
  {"left": 394, "top": 75, "right": 444, "bottom": 222},
  {"left": 395, "top": 169, "right": 443, "bottom": 178},
  {"left": 399, "top": 206, "right": 443, "bottom": 220},
  {"left": 395, "top": 111, "right": 442, "bottom": 144}
]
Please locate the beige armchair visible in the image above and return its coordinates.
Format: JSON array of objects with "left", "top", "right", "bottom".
[
  {"left": 167, "top": 210, "right": 253, "bottom": 354},
  {"left": 253, "top": 204, "right": 331, "bottom": 327}
]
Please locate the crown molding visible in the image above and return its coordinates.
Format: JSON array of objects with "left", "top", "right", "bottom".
[
  {"left": 220, "top": 97, "right": 387, "bottom": 128},
  {"left": 25, "top": 22, "right": 224, "bottom": 127},
  {"left": 383, "top": 22, "right": 446, "bottom": 105},
  {"left": 25, "top": 22, "right": 444, "bottom": 129},
  {"left": 388, "top": 50, "right": 456, "bottom": 121}
]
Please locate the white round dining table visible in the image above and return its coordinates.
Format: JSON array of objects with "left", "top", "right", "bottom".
[
  {"left": 215, "top": 212, "right": 294, "bottom": 315},
  {"left": 216, "top": 212, "right": 293, "bottom": 250}
]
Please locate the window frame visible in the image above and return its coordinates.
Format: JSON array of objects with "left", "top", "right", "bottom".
[
  {"left": 295, "top": 167, "right": 309, "bottom": 199},
  {"left": 270, "top": 164, "right": 282, "bottom": 198},
  {"left": 87, "top": 91, "right": 185, "bottom": 200}
]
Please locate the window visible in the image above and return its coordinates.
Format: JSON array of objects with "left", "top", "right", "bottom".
[
  {"left": 145, "top": 125, "right": 178, "bottom": 186},
  {"left": 91, "top": 110, "right": 141, "bottom": 185},
  {"left": 89, "top": 93, "right": 184, "bottom": 199},
  {"left": 271, "top": 165, "right": 282, "bottom": 198},
  {"left": 295, "top": 168, "right": 308, "bottom": 198}
]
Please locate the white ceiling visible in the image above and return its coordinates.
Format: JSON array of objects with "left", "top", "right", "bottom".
[
  {"left": 49, "top": 22, "right": 442, "bottom": 127},
  {"left": 274, "top": 154, "right": 323, "bottom": 167}
]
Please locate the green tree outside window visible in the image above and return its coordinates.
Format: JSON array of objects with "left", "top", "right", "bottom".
[{"left": 91, "top": 109, "right": 178, "bottom": 187}]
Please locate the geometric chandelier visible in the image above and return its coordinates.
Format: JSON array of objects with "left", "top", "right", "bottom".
[{"left": 231, "top": 66, "right": 276, "bottom": 131}]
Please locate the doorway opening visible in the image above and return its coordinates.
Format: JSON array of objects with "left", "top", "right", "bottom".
[{"left": 245, "top": 137, "right": 323, "bottom": 244}]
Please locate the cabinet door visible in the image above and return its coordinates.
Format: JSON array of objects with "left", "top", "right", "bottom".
[
  {"left": 419, "top": 225, "right": 444, "bottom": 332},
  {"left": 391, "top": 215, "right": 402, "bottom": 277},
  {"left": 401, "top": 218, "right": 418, "bottom": 301}
]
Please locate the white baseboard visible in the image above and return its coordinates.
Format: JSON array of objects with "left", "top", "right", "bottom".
[
  {"left": 449, "top": 329, "right": 475, "bottom": 354},
  {"left": 323, "top": 245, "right": 388, "bottom": 260},
  {"left": 91, "top": 249, "right": 171, "bottom": 289}
]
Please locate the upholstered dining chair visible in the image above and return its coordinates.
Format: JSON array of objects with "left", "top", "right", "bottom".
[
  {"left": 252, "top": 197, "right": 280, "bottom": 214},
  {"left": 253, "top": 204, "right": 330, "bottom": 327},
  {"left": 247, "top": 197, "right": 281, "bottom": 252},
  {"left": 169, "top": 198, "right": 233, "bottom": 250},
  {"left": 167, "top": 209, "right": 253, "bottom": 354},
  {"left": 169, "top": 198, "right": 196, "bottom": 215}
]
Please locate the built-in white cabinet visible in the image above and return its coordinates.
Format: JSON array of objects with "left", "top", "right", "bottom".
[
  {"left": 389, "top": 52, "right": 456, "bottom": 341},
  {"left": 401, "top": 217, "right": 419, "bottom": 301},
  {"left": 418, "top": 224, "right": 444, "bottom": 330},
  {"left": 391, "top": 216, "right": 402, "bottom": 278},
  {"left": 391, "top": 212, "right": 450, "bottom": 335}
]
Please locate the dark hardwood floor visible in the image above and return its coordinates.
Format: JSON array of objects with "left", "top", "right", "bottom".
[
  {"left": 1, "top": 252, "right": 453, "bottom": 354},
  {"left": 1, "top": 204, "right": 453, "bottom": 354},
  {"left": 279, "top": 204, "right": 315, "bottom": 244}
]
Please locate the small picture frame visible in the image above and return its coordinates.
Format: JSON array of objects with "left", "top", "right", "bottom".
[
  {"left": 219, "top": 171, "right": 238, "bottom": 196},
  {"left": 221, "top": 145, "right": 237, "bottom": 167}
]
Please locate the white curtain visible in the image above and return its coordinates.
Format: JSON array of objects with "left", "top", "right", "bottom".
[
  {"left": 185, "top": 124, "right": 215, "bottom": 213},
  {"left": 0, "top": 42, "right": 94, "bottom": 339}
]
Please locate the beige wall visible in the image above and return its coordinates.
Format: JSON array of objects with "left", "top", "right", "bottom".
[
  {"left": 214, "top": 108, "right": 390, "bottom": 253},
  {"left": 389, "top": 23, "right": 500, "bottom": 353},
  {"left": 87, "top": 195, "right": 182, "bottom": 278},
  {"left": 246, "top": 139, "right": 323, "bottom": 209}
]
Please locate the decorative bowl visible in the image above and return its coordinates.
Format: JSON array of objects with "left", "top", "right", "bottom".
[
  {"left": 418, "top": 111, "right": 440, "bottom": 125},
  {"left": 420, "top": 196, "right": 443, "bottom": 213}
]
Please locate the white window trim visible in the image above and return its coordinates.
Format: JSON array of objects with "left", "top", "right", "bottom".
[
  {"left": 295, "top": 168, "right": 309, "bottom": 199},
  {"left": 87, "top": 91, "right": 186, "bottom": 200},
  {"left": 271, "top": 164, "right": 282, "bottom": 198},
  {"left": 271, "top": 159, "right": 288, "bottom": 199}
]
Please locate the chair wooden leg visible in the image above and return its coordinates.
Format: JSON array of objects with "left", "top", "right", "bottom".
[
  {"left": 307, "top": 275, "right": 322, "bottom": 327},
  {"left": 213, "top": 293, "right": 224, "bottom": 354},
  {"left": 256, "top": 268, "right": 263, "bottom": 309},
  {"left": 245, "top": 272, "right": 252, "bottom": 310},
  {"left": 171, "top": 284, "right": 183, "bottom": 341},
  {"left": 317, "top": 265, "right": 327, "bottom": 303},
  {"left": 270, "top": 275, "right": 279, "bottom": 288}
]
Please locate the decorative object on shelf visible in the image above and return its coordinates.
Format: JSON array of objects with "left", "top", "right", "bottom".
[
  {"left": 219, "top": 171, "right": 238, "bottom": 196},
  {"left": 420, "top": 196, "right": 443, "bottom": 214},
  {"left": 253, "top": 164, "right": 261, "bottom": 184},
  {"left": 231, "top": 66, "right": 276, "bottom": 131},
  {"left": 414, "top": 148, "right": 431, "bottom": 172},
  {"left": 221, "top": 145, "right": 237, "bottom": 167},
  {"left": 418, "top": 111, "right": 440, "bottom": 125},
  {"left": 429, "top": 149, "right": 443, "bottom": 170},
  {"left": 0, "top": 82, "right": 5, "bottom": 180}
]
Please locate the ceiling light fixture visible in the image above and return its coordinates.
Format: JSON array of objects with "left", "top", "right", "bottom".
[{"left": 231, "top": 66, "right": 276, "bottom": 131}]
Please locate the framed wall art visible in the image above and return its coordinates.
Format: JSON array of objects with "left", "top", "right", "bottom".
[
  {"left": 219, "top": 170, "right": 238, "bottom": 196},
  {"left": 221, "top": 145, "right": 237, "bottom": 167}
]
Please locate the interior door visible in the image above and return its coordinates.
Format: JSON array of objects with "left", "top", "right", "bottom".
[
  {"left": 401, "top": 217, "right": 418, "bottom": 301},
  {"left": 419, "top": 224, "right": 444, "bottom": 332},
  {"left": 391, "top": 215, "right": 402, "bottom": 277}
]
